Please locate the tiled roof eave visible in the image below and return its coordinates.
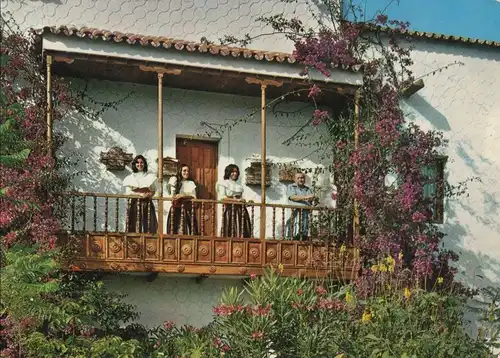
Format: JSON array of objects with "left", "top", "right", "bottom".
[
  {"left": 357, "top": 22, "right": 500, "bottom": 48},
  {"left": 35, "top": 26, "right": 366, "bottom": 72},
  {"left": 35, "top": 26, "right": 300, "bottom": 64}
]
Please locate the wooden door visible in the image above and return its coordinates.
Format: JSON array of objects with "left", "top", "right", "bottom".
[{"left": 176, "top": 138, "right": 218, "bottom": 236}]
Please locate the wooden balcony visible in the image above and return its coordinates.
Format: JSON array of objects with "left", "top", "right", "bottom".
[{"left": 58, "top": 193, "right": 359, "bottom": 279}]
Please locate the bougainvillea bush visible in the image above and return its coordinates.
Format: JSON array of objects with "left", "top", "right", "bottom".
[
  {"left": 220, "top": 0, "right": 464, "bottom": 289},
  {"left": 0, "top": 17, "right": 144, "bottom": 357},
  {"left": 0, "top": 25, "right": 71, "bottom": 250}
]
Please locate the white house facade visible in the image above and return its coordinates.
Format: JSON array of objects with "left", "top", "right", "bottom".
[{"left": 3, "top": 0, "right": 499, "bottom": 328}]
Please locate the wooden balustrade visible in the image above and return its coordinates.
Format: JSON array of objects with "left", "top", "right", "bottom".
[{"left": 57, "top": 192, "right": 359, "bottom": 278}]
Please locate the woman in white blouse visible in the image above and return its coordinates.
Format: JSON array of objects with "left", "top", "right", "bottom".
[
  {"left": 217, "top": 164, "right": 252, "bottom": 238},
  {"left": 123, "top": 155, "right": 158, "bottom": 233},
  {"left": 166, "top": 164, "right": 198, "bottom": 235}
]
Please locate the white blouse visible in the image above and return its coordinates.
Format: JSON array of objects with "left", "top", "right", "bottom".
[
  {"left": 123, "top": 172, "right": 157, "bottom": 195},
  {"left": 217, "top": 179, "right": 244, "bottom": 198},
  {"left": 167, "top": 177, "right": 197, "bottom": 198}
]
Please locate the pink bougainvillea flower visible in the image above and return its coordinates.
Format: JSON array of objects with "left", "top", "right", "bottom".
[
  {"left": 308, "top": 84, "right": 321, "bottom": 98},
  {"left": 312, "top": 109, "right": 329, "bottom": 126}
]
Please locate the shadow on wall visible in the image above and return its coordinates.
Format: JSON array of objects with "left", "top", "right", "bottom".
[
  {"left": 404, "top": 94, "right": 451, "bottom": 131},
  {"left": 445, "top": 204, "right": 500, "bottom": 289},
  {"left": 442, "top": 143, "right": 500, "bottom": 289},
  {"left": 450, "top": 139, "right": 500, "bottom": 288},
  {"left": 57, "top": 111, "right": 138, "bottom": 194}
]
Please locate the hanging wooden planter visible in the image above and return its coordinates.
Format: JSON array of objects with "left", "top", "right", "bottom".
[
  {"left": 99, "top": 147, "right": 133, "bottom": 171},
  {"left": 157, "top": 156, "right": 179, "bottom": 177},
  {"left": 279, "top": 165, "right": 300, "bottom": 183},
  {"left": 245, "top": 161, "right": 271, "bottom": 187}
]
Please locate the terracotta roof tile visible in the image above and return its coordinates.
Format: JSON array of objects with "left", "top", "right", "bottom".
[{"left": 365, "top": 24, "right": 500, "bottom": 48}]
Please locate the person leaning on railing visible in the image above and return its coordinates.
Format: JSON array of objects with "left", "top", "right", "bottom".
[
  {"left": 166, "top": 164, "right": 198, "bottom": 235},
  {"left": 123, "top": 155, "right": 158, "bottom": 233},
  {"left": 217, "top": 164, "right": 252, "bottom": 238},
  {"left": 286, "top": 172, "right": 318, "bottom": 240}
]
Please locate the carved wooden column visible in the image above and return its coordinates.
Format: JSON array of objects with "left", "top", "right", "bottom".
[
  {"left": 139, "top": 65, "right": 182, "bottom": 249},
  {"left": 353, "top": 89, "right": 361, "bottom": 239},
  {"left": 46, "top": 55, "right": 53, "bottom": 156},
  {"left": 157, "top": 72, "right": 164, "bottom": 239},
  {"left": 245, "top": 78, "right": 282, "bottom": 242}
]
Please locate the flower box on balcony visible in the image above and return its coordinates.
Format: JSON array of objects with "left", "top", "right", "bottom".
[
  {"left": 99, "top": 147, "right": 133, "bottom": 171},
  {"left": 245, "top": 161, "right": 271, "bottom": 187}
]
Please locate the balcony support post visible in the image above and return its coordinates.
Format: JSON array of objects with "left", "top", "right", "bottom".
[
  {"left": 353, "top": 89, "right": 361, "bottom": 239},
  {"left": 157, "top": 73, "right": 164, "bottom": 241},
  {"left": 138, "top": 65, "right": 182, "bottom": 256},
  {"left": 245, "top": 78, "right": 282, "bottom": 242},
  {"left": 259, "top": 83, "right": 268, "bottom": 241},
  {"left": 46, "top": 55, "right": 53, "bottom": 156}
]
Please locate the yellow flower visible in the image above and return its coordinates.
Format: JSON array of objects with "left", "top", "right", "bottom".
[
  {"left": 277, "top": 263, "right": 284, "bottom": 273},
  {"left": 437, "top": 277, "right": 444, "bottom": 284},
  {"left": 378, "top": 264, "right": 388, "bottom": 272},
  {"left": 361, "top": 309, "right": 372, "bottom": 323},
  {"left": 386, "top": 283, "right": 391, "bottom": 291},
  {"left": 384, "top": 256, "right": 395, "bottom": 272},
  {"left": 345, "top": 291, "right": 355, "bottom": 305},
  {"left": 371, "top": 265, "right": 379, "bottom": 273},
  {"left": 340, "top": 245, "right": 346, "bottom": 253},
  {"left": 398, "top": 251, "right": 403, "bottom": 261},
  {"left": 403, "top": 288, "right": 412, "bottom": 299},
  {"left": 385, "top": 256, "right": 395, "bottom": 266}
]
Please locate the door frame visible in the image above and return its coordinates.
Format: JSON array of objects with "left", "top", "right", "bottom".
[
  {"left": 175, "top": 134, "right": 221, "bottom": 193},
  {"left": 176, "top": 134, "right": 221, "bottom": 143},
  {"left": 175, "top": 135, "right": 220, "bottom": 236}
]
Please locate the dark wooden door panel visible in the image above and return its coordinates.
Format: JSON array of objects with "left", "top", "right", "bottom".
[{"left": 176, "top": 138, "right": 218, "bottom": 236}]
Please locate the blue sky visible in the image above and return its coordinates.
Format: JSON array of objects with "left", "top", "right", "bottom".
[{"left": 343, "top": 0, "right": 500, "bottom": 42}]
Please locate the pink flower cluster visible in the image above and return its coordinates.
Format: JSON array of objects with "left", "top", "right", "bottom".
[
  {"left": 213, "top": 337, "right": 231, "bottom": 352},
  {"left": 213, "top": 303, "right": 271, "bottom": 317},
  {"left": 312, "top": 109, "right": 329, "bottom": 126},
  {"left": 293, "top": 27, "right": 359, "bottom": 77}
]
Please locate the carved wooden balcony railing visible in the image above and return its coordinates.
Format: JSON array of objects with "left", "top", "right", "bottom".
[{"left": 57, "top": 192, "right": 360, "bottom": 278}]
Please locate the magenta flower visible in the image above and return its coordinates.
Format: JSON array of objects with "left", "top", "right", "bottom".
[
  {"left": 308, "top": 85, "right": 322, "bottom": 98},
  {"left": 312, "top": 109, "right": 329, "bottom": 126},
  {"left": 411, "top": 211, "right": 428, "bottom": 223}
]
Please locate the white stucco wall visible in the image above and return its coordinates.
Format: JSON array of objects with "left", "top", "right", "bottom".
[
  {"left": 104, "top": 274, "right": 243, "bottom": 328},
  {"left": 403, "top": 40, "right": 500, "bottom": 288}
]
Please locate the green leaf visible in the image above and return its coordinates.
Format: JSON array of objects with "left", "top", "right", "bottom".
[
  {"left": 0, "top": 54, "right": 9, "bottom": 67},
  {"left": 0, "top": 186, "right": 8, "bottom": 197},
  {"left": 0, "top": 148, "right": 30, "bottom": 166},
  {"left": 365, "top": 333, "right": 381, "bottom": 341}
]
